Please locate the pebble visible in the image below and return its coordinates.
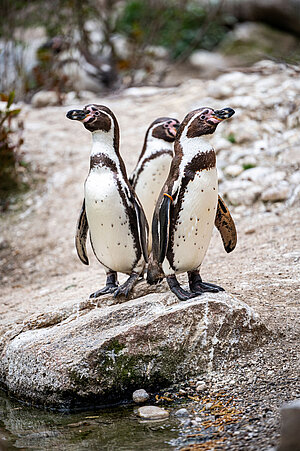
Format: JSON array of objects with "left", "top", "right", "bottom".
[
  {"left": 132, "top": 389, "right": 149, "bottom": 403},
  {"left": 137, "top": 406, "right": 169, "bottom": 420},
  {"left": 224, "top": 164, "right": 244, "bottom": 178},
  {"left": 261, "top": 182, "right": 290, "bottom": 202},
  {"left": 31, "top": 90, "right": 61, "bottom": 107},
  {"left": 226, "top": 184, "right": 262, "bottom": 206},
  {"left": 175, "top": 408, "right": 190, "bottom": 417},
  {"left": 195, "top": 381, "right": 206, "bottom": 392}
]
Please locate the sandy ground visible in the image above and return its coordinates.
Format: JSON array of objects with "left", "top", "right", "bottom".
[{"left": 0, "top": 74, "right": 299, "bottom": 449}]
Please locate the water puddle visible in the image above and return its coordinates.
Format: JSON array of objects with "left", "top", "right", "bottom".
[{"left": 0, "top": 390, "right": 179, "bottom": 450}]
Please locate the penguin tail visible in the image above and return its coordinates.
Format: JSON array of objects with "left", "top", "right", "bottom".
[{"left": 146, "top": 256, "right": 164, "bottom": 285}]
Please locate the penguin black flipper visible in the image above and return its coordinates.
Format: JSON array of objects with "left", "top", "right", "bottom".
[
  {"left": 75, "top": 199, "right": 89, "bottom": 265},
  {"left": 133, "top": 197, "right": 149, "bottom": 263},
  {"left": 158, "top": 194, "right": 172, "bottom": 264},
  {"left": 215, "top": 195, "right": 237, "bottom": 253}
]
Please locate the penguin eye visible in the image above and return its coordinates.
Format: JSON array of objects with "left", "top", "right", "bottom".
[
  {"left": 94, "top": 111, "right": 100, "bottom": 116},
  {"left": 200, "top": 115, "right": 206, "bottom": 120}
]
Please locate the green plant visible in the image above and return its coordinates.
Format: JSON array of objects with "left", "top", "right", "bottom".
[
  {"left": 226, "top": 132, "right": 236, "bottom": 144},
  {"left": 0, "top": 92, "right": 27, "bottom": 210},
  {"left": 116, "top": 0, "right": 230, "bottom": 60},
  {"left": 242, "top": 163, "right": 256, "bottom": 170}
]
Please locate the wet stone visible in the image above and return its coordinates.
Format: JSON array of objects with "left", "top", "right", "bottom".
[
  {"left": 175, "top": 408, "right": 190, "bottom": 418},
  {"left": 137, "top": 406, "right": 169, "bottom": 420},
  {"left": 132, "top": 389, "right": 149, "bottom": 404}
]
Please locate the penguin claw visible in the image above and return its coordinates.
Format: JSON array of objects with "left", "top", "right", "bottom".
[
  {"left": 190, "top": 282, "right": 224, "bottom": 293},
  {"left": 174, "top": 290, "right": 199, "bottom": 302},
  {"left": 113, "top": 273, "right": 140, "bottom": 299},
  {"left": 89, "top": 286, "right": 118, "bottom": 298}
]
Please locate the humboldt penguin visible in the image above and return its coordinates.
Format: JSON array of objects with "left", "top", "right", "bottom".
[
  {"left": 147, "top": 107, "right": 235, "bottom": 301},
  {"left": 129, "top": 117, "right": 180, "bottom": 250},
  {"left": 130, "top": 117, "right": 236, "bottom": 256},
  {"left": 67, "top": 104, "right": 148, "bottom": 298}
]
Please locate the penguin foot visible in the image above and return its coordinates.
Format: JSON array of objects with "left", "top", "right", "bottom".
[
  {"left": 198, "top": 282, "right": 225, "bottom": 292},
  {"left": 89, "top": 271, "right": 118, "bottom": 298},
  {"left": 113, "top": 272, "right": 140, "bottom": 298},
  {"left": 166, "top": 275, "right": 199, "bottom": 302},
  {"left": 188, "top": 270, "right": 224, "bottom": 293}
]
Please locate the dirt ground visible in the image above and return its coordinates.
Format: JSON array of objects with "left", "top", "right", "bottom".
[{"left": 0, "top": 74, "right": 299, "bottom": 449}]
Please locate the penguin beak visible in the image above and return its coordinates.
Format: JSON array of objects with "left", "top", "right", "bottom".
[
  {"left": 211, "top": 107, "right": 235, "bottom": 123},
  {"left": 169, "top": 123, "right": 179, "bottom": 137},
  {"left": 66, "top": 109, "right": 92, "bottom": 121}
]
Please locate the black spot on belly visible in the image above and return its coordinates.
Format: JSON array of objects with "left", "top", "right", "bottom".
[
  {"left": 111, "top": 224, "right": 114, "bottom": 227},
  {"left": 208, "top": 208, "right": 210, "bottom": 211}
]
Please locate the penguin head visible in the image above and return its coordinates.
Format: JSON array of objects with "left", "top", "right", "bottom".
[
  {"left": 178, "top": 107, "right": 235, "bottom": 138},
  {"left": 66, "top": 104, "right": 117, "bottom": 134},
  {"left": 148, "top": 117, "right": 180, "bottom": 143}
]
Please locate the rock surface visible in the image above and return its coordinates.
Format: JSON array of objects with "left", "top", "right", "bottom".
[
  {"left": 132, "top": 389, "right": 149, "bottom": 403},
  {"left": 137, "top": 406, "right": 169, "bottom": 420},
  {"left": 0, "top": 289, "right": 267, "bottom": 409},
  {"left": 279, "top": 399, "right": 300, "bottom": 451}
]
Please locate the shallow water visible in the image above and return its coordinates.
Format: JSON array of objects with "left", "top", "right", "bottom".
[{"left": 0, "top": 390, "right": 180, "bottom": 451}]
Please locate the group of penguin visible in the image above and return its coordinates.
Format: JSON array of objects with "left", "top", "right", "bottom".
[{"left": 66, "top": 103, "right": 237, "bottom": 301}]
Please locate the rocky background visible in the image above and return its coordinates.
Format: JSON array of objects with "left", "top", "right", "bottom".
[{"left": 0, "top": 0, "right": 300, "bottom": 449}]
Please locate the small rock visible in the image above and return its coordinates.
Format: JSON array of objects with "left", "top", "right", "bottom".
[
  {"left": 137, "top": 406, "right": 169, "bottom": 420},
  {"left": 189, "top": 51, "right": 228, "bottom": 76},
  {"left": 279, "top": 399, "right": 300, "bottom": 451},
  {"left": 261, "top": 182, "right": 290, "bottom": 202},
  {"left": 224, "top": 164, "right": 244, "bottom": 178},
  {"left": 132, "top": 389, "right": 149, "bottom": 404},
  {"left": 31, "top": 90, "right": 61, "bottom": 107},
  {"left": 245, "top": 227, "right": 256, "bottom": 235},
  {"left": 175, "top": 408, "right": 190, "bottom": 417},
  {"left": 225, "top": 183, "right": 262, "bottom": 206},
  {"left": 196, "top": 381, "right": 206, "bottom": 392}
]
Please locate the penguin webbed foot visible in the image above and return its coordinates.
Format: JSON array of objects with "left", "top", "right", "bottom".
[
  {"left": 113, "top": 272, "right": 140, "bottom": 298},
  {"left": 166, "top": 275, "right": 199, "bottom": 302},
  {"left": 188, "top": 270, "right": 224, "bottom": 294},
  {"left": 89, "top": 272, "right": 118, "bottom": 298}
]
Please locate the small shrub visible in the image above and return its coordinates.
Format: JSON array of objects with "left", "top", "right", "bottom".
[
  {"left": 116, "top": 1, "right": 230, "bottom": 60},
  {"left": 0, "top": 91, "right": 27, "bottom": 210},
  {"left": 242, "top": 163, "right": 256, "bottom": 170},
  {"left": 226, "top": 132, "right": 236, "bottom": 144}
]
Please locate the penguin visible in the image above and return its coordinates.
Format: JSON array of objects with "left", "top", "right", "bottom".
[
  {"left": 129, "top": 117, "right": 180, "bottom": 250},
  {"left": 130, "top": 117, "right": 237, "bottom": 256},
  {"left": 147, "top": 106, "right": 235, "bottom": 301},
  {"left": 66, "top": 104, "right": 148, "bottom": 298}
]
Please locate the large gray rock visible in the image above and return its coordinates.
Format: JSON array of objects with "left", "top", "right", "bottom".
[
  {"left": 0, "top": 287, "right": 268, "bottom": 410},
  {"left": 279, "top": 399, "right": 300, "bottom": 451}
]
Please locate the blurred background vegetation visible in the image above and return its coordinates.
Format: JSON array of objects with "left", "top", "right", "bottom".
[
  {"left": 1, "top": 0, "right": 300, "bottom": 100},
  {"left": 0, "top": 0, "right": 299, "bottom": 208}
]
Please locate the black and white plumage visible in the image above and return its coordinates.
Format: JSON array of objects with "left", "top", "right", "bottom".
[
  {"left": 147, "top": 107, "right": 236, "bottom": 301},
  {"left": 129, "top": 117, "right": 180, "bottom": 250},
  {"left": 67, "top": 104, "right": 148, "bottom": 298}
]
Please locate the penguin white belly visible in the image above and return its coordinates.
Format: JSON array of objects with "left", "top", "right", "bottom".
[
  {"left": 163, "top": 168, "right": 218, "bottom": 276},
  {"left": 85, "top": 168, "right": 136, "bottom": 273},
  {"left": 135, "top": 154, "right": 172, "bottom": 226},
  {"left": 135, "top": 153, "right": 172, "bottom": 250}
]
